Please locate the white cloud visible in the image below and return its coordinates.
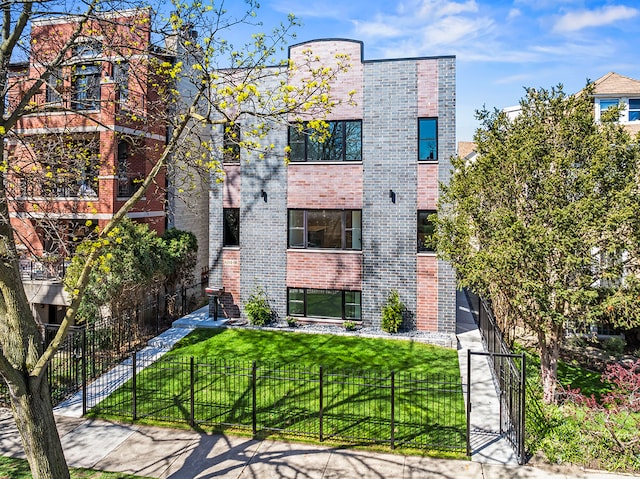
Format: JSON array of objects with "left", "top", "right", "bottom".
[
  {"left": 507, "top": 8, "right": 521, "bottom": 20},
  {"left": 553, "top": 5, "right": 639, "bottom": 33},
  {"left": 352, "top": 20, "right": 403, "bottom": 38}
]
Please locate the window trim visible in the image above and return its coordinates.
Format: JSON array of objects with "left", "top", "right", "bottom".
[
  {"left": 288, "top": 120, "right": 362, "bottom": 162},
  {"left": 287, "top": 287, "right": 362, "bottom": 320},
  {"left": 417, "top": 209, "right": 436, "bottom": 253},
  {"left": 418, "top": 117, "right": 438, "bottom": 162},
  {"left": 288, "top": 209, "right": 362, "bottom": 250},
  {"left": 223, "top": 207, "right": 240, "bottom": 247}
]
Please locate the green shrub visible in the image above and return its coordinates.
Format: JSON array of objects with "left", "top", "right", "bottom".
[
  {"left": 343, "top": 320, "right": 357, "bottom": 331},
  {"left": 600, "top": 336, "right": 626, "bottom": 356},
  {"left": 286, "top": 316, "right": 299, "bottom": 327},
  {"left": 381, "top": 289, "right": 405, "bottom": 333},
  {"left": 244, "top": 287, "right": 272, "bottom": 326}
]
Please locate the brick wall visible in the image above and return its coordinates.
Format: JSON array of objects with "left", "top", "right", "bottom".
[
  {"left": 417, "top": 255, "right": 438, "bottom": 331},
  {"left": 417, "top": 163, "right": 438, "bottom": 210},
  {"left": 288, "top": 164, "right": 363, "bottom": 209},
  {"left": 286, "top": 251, "right": 362, "bottom": 290}
]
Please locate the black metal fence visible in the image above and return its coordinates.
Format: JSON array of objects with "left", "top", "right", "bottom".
[
  {"left": 0, "top": 282, "right": 206, "bottom": 408},
  {"left": 466, "top": 291, "right": 527, "bottom": 464},
  {"left": 88, "top": 354, "right": 467, "bottom": 453}
]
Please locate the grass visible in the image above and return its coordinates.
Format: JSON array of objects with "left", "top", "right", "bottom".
[
  {"left": 0, "top": 456, "right": 150, "bottom": 479},
  {"left": 165, "top": 328, "right": 460, "bottom": 374},
  {"left": 92, "top": 328, "right": 466, "bottom": 456}
]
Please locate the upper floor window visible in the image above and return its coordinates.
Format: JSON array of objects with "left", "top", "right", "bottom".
[
  {"left": 629, "top": 99, "right": 640, "bottom": 121},
  {"left": 223, "top": 122, "right": 240, "bottom": 163},
  {"left": 418, "top": 210, "right": 436, "bottom": 252},
  {"left": 418, "top": 118, "right": 437, "bottom": 161},
  {"left": 72, "top": 64, "right": 101, "bottom": 110},
  {"left": 289, "top": 120, "right": 362, "bottom": 162},
  {"left": 113, "top": 62, "right": 129, "bottom": 105},
  {"left": 596, "top": 98, "right": 640, "bottom": 123},
  {"left": 73, "top": 40, "right": 102, "bottom": 59},
  {"left": 223, "top": 208, "right": 240, "bottom": 246},
  {"left": 45, "top": 68, "right": 63, "bottom": 105},
  {"left": 288, "top": 209, "right": 361, "bottom": 250}
]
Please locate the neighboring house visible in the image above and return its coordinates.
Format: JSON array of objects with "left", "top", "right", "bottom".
[
  {"left": 6, "top": 9, "right": 169, "bottom": 324},
  {"left": 592, "top": 72, "right": 640, "bottom": 136},
  {"left": 208, "top": 39, "right": 457, "bottom": 338}
]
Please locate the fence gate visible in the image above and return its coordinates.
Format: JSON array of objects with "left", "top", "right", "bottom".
[{"left": 466, "top": 350, "right": 526, "bottom": 464}]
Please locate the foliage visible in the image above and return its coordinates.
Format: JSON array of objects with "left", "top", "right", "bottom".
[
  {"left": 435, "top": 83, "right": 640, "bottom": 403},
  {"left": 381, "top": 289, "right": 405, "bottom": 333},
  {"left": 64, "top": 219, "right": 197, "bottom": 322},
  {"left": 601, "top": 337, "right": 627, "bottom": 356},
  {"left": 285, "top": 316, "right": 298, "bottom": 327},
  {"left": 244, "top": 287, "right": 272, "bottom": 326},
  {"left": 343, "top": 320, "right": 357, "bottom": 331},
  {"left": 553, "top": 360, "right": 640, "bottom": 472}
]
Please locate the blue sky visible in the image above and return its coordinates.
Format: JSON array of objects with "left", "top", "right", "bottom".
[{"left": 239, "top": 0, "right": 640, "bottom": 142}]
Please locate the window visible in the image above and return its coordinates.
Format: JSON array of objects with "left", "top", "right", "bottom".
[
  {"left": 629, "top": 99, "right": 640, "bottom": 121},
  {"left": 45, "top": 68, "right": 63, "bottom": 105},
  {"left": 72, "top": 64, "right": 101, "bottom": 110},
  {"left": 418, "top": 210, "right": 436, "bottom": 252},
  {"left": 223, "top": 122, "right": 240, "bottom": 163},
  {"left": 113, "top": 62, "right": 129, "bottom": 105},
  {"left": 117, "top": 141, "right": 133, "bottom": 197},
  {"left": 418, "top": 118, "right": 437, "bottom": 161},
  {"left": 287, "top": 288, "right": 361, "bottom": 320},
  {"left": 223, "top": 208, "right": 240, "bottom": 246},
  {"left": 73, "top": 40, "right": 102, "bottom": 59},
  {"left": 289, "top": 120, "right": 362, "bottom": 162},
  {"left": 288, "top": 209, "right": 361, "bottom": 250}
]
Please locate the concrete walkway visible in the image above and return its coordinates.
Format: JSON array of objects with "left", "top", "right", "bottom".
[{"left": 456, "top": 289, "right": 519, "bottom": 465}]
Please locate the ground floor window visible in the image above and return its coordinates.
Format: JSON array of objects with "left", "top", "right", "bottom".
[{"left": 287, "top": 288, "right": 361, "bottom": 320}]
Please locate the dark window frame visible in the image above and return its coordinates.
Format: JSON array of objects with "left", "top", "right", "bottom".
[
  {"left": 287, "top": 288, "right": 362, "bottom": 320},
  {"left": 288, "top": 120, "right": 362, "bottom": 162},
  {"left": 71, "top": 63, "right": 101, "bottom": 111},
  {"left": 223, "top": 207, "right": 240, "bottom": 247},
  {"left": 288, "top": 209, "right": 362, "bottom": 250},
  {"left": 418, "top": 210, "right": 436, "bottom": 252},
  {"left": 418, "top": 117, "right": 438, "bottom": 162}
]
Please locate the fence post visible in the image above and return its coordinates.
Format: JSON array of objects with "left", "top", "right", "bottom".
[
  {"left": 466, "top": 349, "right": 471, "bottom": 457},
  {"left": 252, "top": 361, "right": 257, "bottom": 438},
  {"left": 132, "top": 353, "right": 137, "bottom": 421},
  {"left": 82, "top": 327, "right": 87, "bottom": 416},
  {"left": 390, "top": 371, "right": 395, "bottom": 450},
  {"left": 319, "top": 366, "right": 323, "bottom": 442},
  {"left": 519, "top": 353, "right": 526, "bottom": 465},
  {"left": 190, "top": 356, "right": 195, "bottom": 427}
]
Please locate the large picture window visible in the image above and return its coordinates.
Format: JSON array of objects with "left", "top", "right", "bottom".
[
  {"left": 418, "top": 118, "right": 437, "bottom": 161},
  {"left": 223, "top": 208, "right": 239, "bottom": 246},
  {"left": 288, "top": 209, "right": 361, "bottom": 250},
  {"left": 288, "top": 288, "right": 361, "bottom": 320},
  {"left": 289, "top": 120, "right": 362, "bottom": 162},
  {"left": 418, "top": 210, "right": 436, "bottom": 252}
]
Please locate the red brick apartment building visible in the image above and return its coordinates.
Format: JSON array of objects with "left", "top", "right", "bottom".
[
  {"left": 209, "top": 40, "right": 457, "bottom": 339},
  {"left": 6, "top": 9, "right": 168, "bottom": 323}
]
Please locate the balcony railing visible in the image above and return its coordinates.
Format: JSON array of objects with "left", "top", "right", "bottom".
[{"left": 20, "top": 258, "right": 69, "bottom": 281}]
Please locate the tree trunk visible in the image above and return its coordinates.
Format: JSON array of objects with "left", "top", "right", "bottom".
[
  {"left": 538, "top": 321, "right": 563, "bottom": 404},
  {"left": 9, "top": 377, "right": 71, "bottom": 479}
]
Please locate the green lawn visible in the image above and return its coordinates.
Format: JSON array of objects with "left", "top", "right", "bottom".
[
  {"left": 93, "top": 328, "right": 466, "bottom": 455},
  {"left": 166, "top": 328, "right": 460, "bottom": 375},
  {"left": 0, "top": 456, "right": 150, "bottom": 479}
]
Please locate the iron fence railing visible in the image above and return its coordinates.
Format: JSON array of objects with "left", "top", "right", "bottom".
[
  {"left": 89, "top": 355, "right": 467, "bottom": 453},
  {"left": 466, "top": 290, "right": 527, "bottom": 464}
]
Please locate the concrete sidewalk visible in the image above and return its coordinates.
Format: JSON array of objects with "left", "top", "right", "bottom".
[{"left": 0, "top": 409, "right": 633, "bottom": 479}]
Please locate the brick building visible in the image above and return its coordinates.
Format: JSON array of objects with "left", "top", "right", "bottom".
[
  {"left": 208, "top": 39, "right": 457, "bottom": 337},
  {"left": 6, "top": 9, "right": 169, "bottom": 323}
]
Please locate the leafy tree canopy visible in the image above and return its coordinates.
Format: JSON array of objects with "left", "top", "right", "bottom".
[{"left": 435, "top": 83, "right": 640, "bottom": 402}]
